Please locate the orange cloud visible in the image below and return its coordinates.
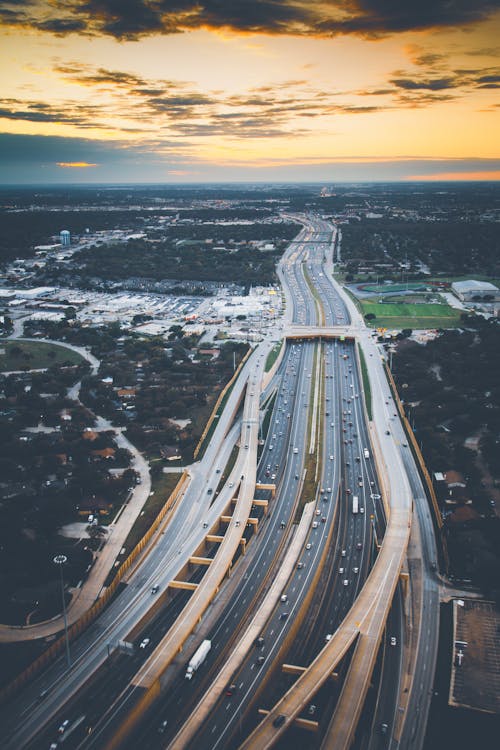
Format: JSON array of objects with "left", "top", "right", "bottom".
[
  {"left": 405, "top": 170, "right": 500, "bottom": 181},
  {"left": 56, "top": 161, "right": 98, "bottom": 168}
]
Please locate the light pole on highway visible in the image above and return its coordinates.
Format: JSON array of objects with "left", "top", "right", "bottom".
[{"left": 53, "top": 554, "right": 71, "bottom": 668}]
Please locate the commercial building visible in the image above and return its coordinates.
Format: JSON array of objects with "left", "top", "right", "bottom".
[{"left": 451, "top": 279, "right": 500, "bottom": 303}]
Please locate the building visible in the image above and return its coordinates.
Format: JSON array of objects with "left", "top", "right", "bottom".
[
  {"left": 451, "top": 279, "right": 500, "bottom": 302},
  {"left": 60, "top": 230, "right": 71, "bottom": 246}
]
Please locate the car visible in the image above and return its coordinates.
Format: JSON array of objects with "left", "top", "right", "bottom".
[
  {"left": 380, "top": 723, "right": 388, "bottom": 734},
  {"left": 273, "top": 714, "right": 286, "bottom": 727},
  {"left": 360, "top": 507, "right": 365, "bottom": 514},
  {"left": 329, "top": 455, "right": 334, "bottom": 460},
  {"left": 306, "top": 543, "right": 312, "bottom": 550},
  {"left": 257, "top": 655, "right": 265, "bottom": 664},
  {"left": 339, "top": 567, "right": 344, "bottom": 574},
  {"left": 139, "top": 638, "right": 150, "bottom": 649},
  {"left": 58, "top": 720, "right": 70, "bottom": 734},
  {"left": 341, "top": 549, "right": 346, "bottom": 557},
  {"left": 280, "top": 612, "right": 289, "bottom": 620},
  {"left": 312, "top": 521, "right": 318, "bottom": 528},
  {"left": 353, "top": 567, "right": 359, "bottom": 573},
  {"left": 151, "top": 585, "right": 159, "bottom": 594},
  {"left": 295, "top": 474, "right": 299, "bottom": 480},
  {"left": 343, "top": 579, "right": 349, "bottom": 586},
  {"left": 321, "top": 516, "right": 326, "bottom": 523},
  {"left": 402, "top": 442, "right": 408, "bottom": 447},
  {"left": 307, "top": 704, "right": 316, "bottom": 715},
  {"left": 158, "top": 720, "right": 168, "bottom": 733},
  {"left": 207, "top": 488, "right": 213, "bottom": 494},
  {"left": 280, "top": 594, "right": 288, "bottom": 602},
  {"left": 385, "top": 430, "right": 390, "bottom": 435},
  {"left": 297, "top": 562, "right": 304, "bottom": 569},
  {"left": 225, "top": 683, "right": 237, "bottom": 696},
  {"left": 315, "top": 508, "right": 321, "bottom": 515},
  {"left": 390, "top": 636, "right": 397, "bottom": 646},
  {"left": 228, "top": 482, "right": 234, "bottom": 488},
  {"left": 216, "top": 468, "right": 221, "bottom": 473},
  {"left": 356, "top": 542, "right": 363, "bottom": 550},
  {"left": 325, "top": 634, "right": 332, "bottom": 642},
  {"left": 235, "top": 520, "right": 240, "bottom": 527}
]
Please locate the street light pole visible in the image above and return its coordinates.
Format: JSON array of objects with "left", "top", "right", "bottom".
[{"left": 53, "top": 554, "right": 71, "bottom": 668}]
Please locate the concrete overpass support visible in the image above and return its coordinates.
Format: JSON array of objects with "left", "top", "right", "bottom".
[
  {"left": 205, "top": 534, "right": 224, "bottom": 544},
  {"left": 282, "top": 664, "right": 306, "bottom": 676},
  {"left": 168, "top": 581, "right": 198, "bottom": 592},
  {"left": 255, "top": 482, "right": 276, "bottom": 498},
  {"left": 252, "top": 498, "right": 269, "bottom": 514},
  {"left": 188, "top": 556, "right": 213, "bottom": 567}
]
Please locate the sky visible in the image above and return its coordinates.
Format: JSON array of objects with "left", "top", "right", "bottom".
[{"left": 0, "top": 1, "right": 499, "bottom": 183}]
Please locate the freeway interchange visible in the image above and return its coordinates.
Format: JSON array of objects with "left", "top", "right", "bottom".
[{"left": 0, "top": 217, "right": 439, "bottom": 750}]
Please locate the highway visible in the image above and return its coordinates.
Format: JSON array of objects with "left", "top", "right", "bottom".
[{"left": 0, "top": 214, "right": 440, "bottom": 750}]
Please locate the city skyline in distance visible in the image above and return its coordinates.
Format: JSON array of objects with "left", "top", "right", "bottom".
[{"left": 1, "top": 1, "right": 499, "bottom": 183}]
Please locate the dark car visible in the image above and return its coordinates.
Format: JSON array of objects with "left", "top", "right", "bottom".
[{"left": 273, "top": 714, "right": 286, "bottom": 727}]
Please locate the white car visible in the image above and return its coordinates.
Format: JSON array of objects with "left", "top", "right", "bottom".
[
  {"left": 139, "top": 638, "right": 151, "bottom": 649},
  {"left": 390, "top": 636, "right": 397, "bottom": 646},
  {"left": 306, "top": 543, "right": 312, "bottom": 550}
]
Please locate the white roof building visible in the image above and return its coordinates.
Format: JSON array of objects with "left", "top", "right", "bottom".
[{"left": 451, "top": 280, "right": 500, "bottom": 302}]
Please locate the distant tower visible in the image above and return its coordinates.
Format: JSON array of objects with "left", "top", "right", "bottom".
[{"left": 60, "top": 230, "right": 71, "bottom": 246}]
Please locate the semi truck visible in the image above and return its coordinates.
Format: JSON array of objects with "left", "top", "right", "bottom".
[
  {"left": 185, "top": 639, "right": 211, "bottom": 680},
  {"left": 352, "top": 496, "right": 359, "bottom": 514}
]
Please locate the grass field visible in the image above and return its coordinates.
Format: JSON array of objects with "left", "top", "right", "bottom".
[
  {"left": 359, "top": 301, "right": 462, "bottom": 329},
  {"left": 0, "top": 340, "right": 84, "bottom": 371}
]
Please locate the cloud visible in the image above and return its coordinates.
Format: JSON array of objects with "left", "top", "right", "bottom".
[
  {"left": 1, "top": 1, "right": 499, "bottom": 40},
  {"left": 56, "top": 161, "right": 98, "bottom": 167},
  {"left": 390, "top": 77, "right": 456, "bottom": 91}
]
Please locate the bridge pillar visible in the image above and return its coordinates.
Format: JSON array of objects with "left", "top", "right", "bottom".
[{"left": 399, "top": 570, "right": 409, "bottom": 598}]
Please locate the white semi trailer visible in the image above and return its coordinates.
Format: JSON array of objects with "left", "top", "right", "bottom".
[{"left": 185, "top": 639, "right": 211, "bottom": 680}]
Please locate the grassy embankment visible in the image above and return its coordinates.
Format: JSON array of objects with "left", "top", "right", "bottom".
[
  {"left": 358, "top": 345, "right": 372, "bottom": 421},
  {"left": 265, "top": 341, "right": 283, "bottom": 372}
]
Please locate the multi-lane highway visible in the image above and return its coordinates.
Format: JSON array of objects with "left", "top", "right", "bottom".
[{"left": 0, "top": 214, "right": 440, "bottom": 750}]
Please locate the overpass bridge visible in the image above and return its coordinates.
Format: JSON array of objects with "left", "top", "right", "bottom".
[
  {"left": 285, "top": 325, "right": 355, "bottom": 342},
  {"left": 102, "top": 357, "right": 269, "bottom": 750}
]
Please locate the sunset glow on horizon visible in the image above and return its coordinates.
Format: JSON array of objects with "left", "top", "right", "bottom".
[{"left": 1, "top": 1, "right": 499, "bottom": 183}]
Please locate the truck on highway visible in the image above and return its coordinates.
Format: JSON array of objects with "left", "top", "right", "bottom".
[
  {"left": 352, "top": 496, "right": 359, "bottom": 514},
  {"left": 185, "top": 639, "right": 211, "bottom": 680},
  {"left": 363, "top": 448, "right": 370, "bottom": 459}
]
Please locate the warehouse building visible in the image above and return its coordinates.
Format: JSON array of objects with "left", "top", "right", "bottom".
[{"left": 451, "top": 279, "right": 500, "bottom": 302}]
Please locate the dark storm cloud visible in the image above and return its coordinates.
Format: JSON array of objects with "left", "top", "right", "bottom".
[
  {"left": 390, "top": 77, "right": 457, "bottom": 91},
  {"left": 1, "top": 1, "right": 498, "bottom": 40},
  {"left": 388, "top": 65, "right": 500, "bottom": 95}
]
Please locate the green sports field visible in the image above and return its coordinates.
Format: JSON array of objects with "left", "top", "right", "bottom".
[
  {"left": 0, "top": 340, "right": 84, "bottom": 371},
  {"left": 359, "top": 301, "right": 462, "bottom": 329}
]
